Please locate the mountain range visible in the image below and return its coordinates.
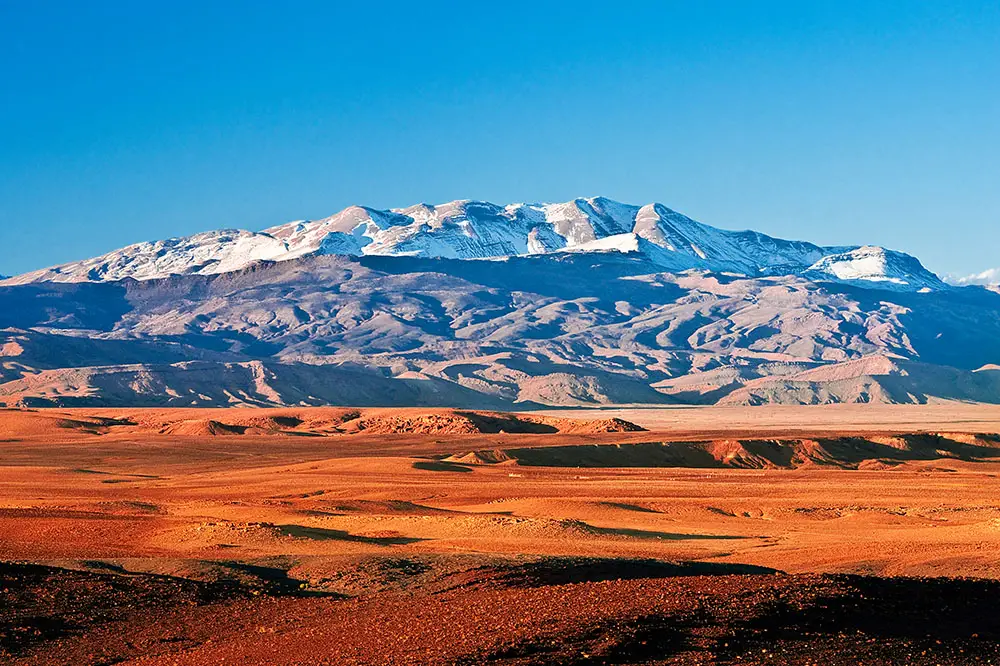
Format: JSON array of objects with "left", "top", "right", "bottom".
[{"left": 1, "top": 197, "right": 997, "bottom": 408}]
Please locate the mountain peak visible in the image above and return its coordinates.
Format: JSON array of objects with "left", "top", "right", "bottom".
[
  {"left": 804, "top": 245, "right": 944, "bottom": 290},
  {"left": 0, "top": 197, "right": 945, "bottom": 292}
]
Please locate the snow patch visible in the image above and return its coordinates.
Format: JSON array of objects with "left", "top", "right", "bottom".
[{"left": 1, "top": 197, "right": 948, "bottom": 293}]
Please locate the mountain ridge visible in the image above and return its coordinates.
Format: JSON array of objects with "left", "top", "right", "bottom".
[
  {"left": 2, "top": 196, "right": 944, "bottom": 291},
  {"left": 1, "top": 197, "right": 993, "bottom": 408},
  {"left": 1, "top": 250, "right": 998, "bottom": 408}
]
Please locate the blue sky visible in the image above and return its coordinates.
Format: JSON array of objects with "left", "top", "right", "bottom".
[{"left": 1, "top": 1, "right": 997, "bottom": 277}]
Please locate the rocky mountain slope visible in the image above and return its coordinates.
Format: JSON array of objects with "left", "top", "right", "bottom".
[
  {"left": 1, "top": 242, "right": 998, "bottom": 408},
  {"left": 1, "top": 196, "right": 995, "bottom": 407}
]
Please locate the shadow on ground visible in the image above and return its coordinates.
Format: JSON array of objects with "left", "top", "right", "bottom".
[{"left": 276, "top": 524, "right": 427, "bottom": 546}]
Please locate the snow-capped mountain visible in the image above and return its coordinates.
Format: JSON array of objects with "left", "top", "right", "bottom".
[
  {"left": 2, "top": 197, "right": 944, "bottom": 291},
  {"left": 6, "top": 230, "right": 292, "bottom": 284},
  {"left": 0, "top": 195, "right": 993, "bottom": 409},
  {"left": 803, "top": 246, "right": 945, "bottom": 291}
]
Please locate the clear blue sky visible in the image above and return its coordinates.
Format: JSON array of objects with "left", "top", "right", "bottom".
[{"left": 1, "top": 1, "right": 997, "bottom": 277}]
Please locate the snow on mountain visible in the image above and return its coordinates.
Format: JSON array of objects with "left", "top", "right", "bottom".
[
  {"left": 1, "top": 197, "right": 946, "bottom": 291},
  {"left": 5, "top": 229, "right": 291, "bottom": 285},
  {"left": 629, "top": 203, "right": 834, "bottom": 276},
  {"left": 803, "top": 246, "right": 945, "bottom": 291}
]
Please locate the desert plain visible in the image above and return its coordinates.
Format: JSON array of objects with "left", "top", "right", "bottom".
[{"left": 4, "top": 403, "right": 1000, "bottom": 665}]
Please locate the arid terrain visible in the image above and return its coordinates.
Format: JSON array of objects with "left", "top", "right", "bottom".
[{"left": 4, "top": 404, "right": 1000, "bottom": 664}]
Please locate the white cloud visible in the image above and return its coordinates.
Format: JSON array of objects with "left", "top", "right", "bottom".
[{"left": 946, "top": 267, "right": 1000, "bottom": 286}]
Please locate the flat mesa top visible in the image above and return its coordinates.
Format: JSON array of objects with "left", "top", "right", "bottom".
[
  {"left": 532, "top": 403, "right": 1000, "bottom": 435},
  {"left": 3, "top": 403, "right": 1000, "bottom": 444}
]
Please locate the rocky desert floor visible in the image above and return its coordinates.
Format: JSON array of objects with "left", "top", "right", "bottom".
[{"left": 3, "top": 404, "right": 1000, "bottom": 665}]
